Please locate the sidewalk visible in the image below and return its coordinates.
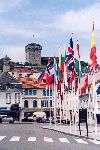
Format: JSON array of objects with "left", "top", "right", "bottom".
[{"left": 42, "top": 123, "right": 100, "bottom": 140}]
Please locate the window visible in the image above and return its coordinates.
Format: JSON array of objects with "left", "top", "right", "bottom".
[
  {"left": 27, "top": 74, "right": 30, "bottom": 77},
  {"left": 50, "top": 90, "right": 52, "bottom": 96},
  {"left": 33, "top": 100, "right": 37, "bottom": 108},
  {"left": 50, "top": 100, "right": 52, "bottom": 107},
  {"left": 6, "top": 93, "right": 11, "bottom": 104},
  {"left": 43, "top": 90, "right": 52, "bottom": 96},
  {"left": 88, "top": 112, "right": 89, "bottom": 118},
  {"left": 33, "top": 90, "right": 37, "bottom": 95},
  {"left": 25, "top": 89, "right": 28, "bottom": 95},
  {"left": 24, "top": 100, "right": 28, "bottom": 108},
  {"left": 41, "top": 100, "right": 48, "bottom": 108},
  {"left": 15, "top": 93, "right": 20, "bottom": 104},
  {"left": 29, "top": 89, "right": 32, "bottom": 95},
  {"left": 19, "top": 74, "right": 22, "bottom": 77},
  {"left": 43, "top": 90, "right": 46, "bottom": 96}
]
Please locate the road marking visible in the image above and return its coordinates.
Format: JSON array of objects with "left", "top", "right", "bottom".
[
  {"left": 0, "top": 136, "right": 6, "bottom": 141},
  {"left": 74, "top": 138, "right": 88, "bottom": 144},
  {"left": 10, "top": 136, "right": 20, "bottom": 141},
  {"left": 28, "top": 137, "right": 36, "bottom": 141},
  {"left": 59, "top": 138, "right": 70, "bottom": 143},
  {"left": 44, "top": 137, "right": 53, "bottom": 142},
  {"left": 89, "top": 139, "right": 100, "bottom": 144}
]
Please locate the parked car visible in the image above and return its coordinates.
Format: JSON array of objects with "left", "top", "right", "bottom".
[
  {"left": 51, "top": 116, "right": 67, "bottom": 124},
  {"left": 36, "top": 116, "right": 46, "bottom": 123},
  {"left": 27, "top": 112, "right": 46, "bottom": 122},
  {"left": 45, "top": 117, "right": 53, "bottom": 123},
  {"left": 0, "top": 115, "right": 14, "bottom": 123},
  {"left": 28, "top": 115, "right": 37, "bottom": 122}
]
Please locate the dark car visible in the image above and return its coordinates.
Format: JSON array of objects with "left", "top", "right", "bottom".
[{"left": 36, "top": 116, "right": 46, "bottom": 123}]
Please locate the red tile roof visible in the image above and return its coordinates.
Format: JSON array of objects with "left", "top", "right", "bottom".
[
  {"left": 11, "top": 67, "right": 34, "bottom": 73},
  {"left": 17, "top": 77, "right": 46, "bottom": 89}
]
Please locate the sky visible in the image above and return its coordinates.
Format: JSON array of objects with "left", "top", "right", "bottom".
[{"left": 0, "top": 0, "right": 100, "bottom": 63}]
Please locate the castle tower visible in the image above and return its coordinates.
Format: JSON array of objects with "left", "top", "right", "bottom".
[
  {"left": 25, "top": 43, "right": 42, "bottom": 66},
  {"left": 3, "top": 55, "right": 11, "bottom": 72}
]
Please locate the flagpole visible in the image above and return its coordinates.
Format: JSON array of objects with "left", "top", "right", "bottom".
[
  {"left": 60, "top": 92, "right": 62, "bottom": 125},
  {"left": 88, "top": 74, "right": 91, "bottom": 124},
  {"left": 54, "top": 82, "right": 56, "bottom": 126},
  {"left": 65, "top": 90, "right": 68, "bottom": 124},
  {"left": 49, "top": 85, "right": 52, "bottom": 127},
  {"left": 69, "top": 91, "right": 72, "bottom": 134},
  {"left": 93, "top": 72, "right": 97, "bottom": 140},
  {"left": 54, "top": 56, "right": 57, "bottom": 127}
]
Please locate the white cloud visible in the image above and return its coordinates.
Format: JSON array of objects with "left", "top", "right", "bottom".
[
  {"left": 1, "top": 45, "right": 25, "bottom": 62},
  {"left": 52, "top": 3, "right": 100, "bottom": 33}
]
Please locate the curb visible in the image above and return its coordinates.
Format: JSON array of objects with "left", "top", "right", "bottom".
[
  {"left": 41, "top": 126, "right": 100, "bottom": 141},
  {"left": 0, "top": 122, "right": 33, "bottom": 125}
]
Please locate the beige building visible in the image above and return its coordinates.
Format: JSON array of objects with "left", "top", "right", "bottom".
[{"left": 17, "top": 77, "right": 53, "bottom": 117}]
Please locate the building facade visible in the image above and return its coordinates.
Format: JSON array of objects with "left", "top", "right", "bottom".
[
  {"left": 0, "top": 72, "right": 22, "bottom": 120},
  {"left": 23, "top": 88, "right": 53, "bottom": 116},
  {"left": 17, "top": 77, "right": 53, "bottom": 117},
  {"left": 25, "top": 43, "right": 42, "bottom": 66}
]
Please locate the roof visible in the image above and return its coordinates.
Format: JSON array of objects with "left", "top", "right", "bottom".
[
  {"left": 0, "top": 72, "right": 20, "bottom": 84},
  {"left": 17, "top": 77, "right": 46, "bottom": 89},
  {"left": 10, "top": 67, "right": 34, "bottom": 73},
  {"left": 3, "top": 55, "right": 11, "bottom": 61}
]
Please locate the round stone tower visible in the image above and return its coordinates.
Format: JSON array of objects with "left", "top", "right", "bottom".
[{"left": 25, "top": 43, "right": 42, "bottom": 66}]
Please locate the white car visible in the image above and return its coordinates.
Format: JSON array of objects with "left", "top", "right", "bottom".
[
  {"left": 0, "top": 115, "right": 14, "bottom": 123},
  {"left": 28, "top": 115, "right": 37, "bottom": 122}
]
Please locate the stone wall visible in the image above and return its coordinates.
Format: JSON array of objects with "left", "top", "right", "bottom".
[{"left": 25, "top": 43, "right": 42, "bottom": 66}]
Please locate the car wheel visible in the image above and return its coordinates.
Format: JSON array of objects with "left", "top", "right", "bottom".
[{"left": 9, "top": 120, "right": 13, "bottom": 123}]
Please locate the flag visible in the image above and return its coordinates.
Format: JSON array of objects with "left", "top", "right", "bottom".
[
  {"left": 45, "top": 67, "right": 55, "bottom": 85},
  {"left": 38, "top": 69, "right": 46, "bottom": 83},
  {"left": 96, "top": 84, "right": 100, "bottom": 95},
  {"left": 76, "top": 41, "right": 80, "bottom": 58},
  {"left": 91, "top": 81, "right": 95, "bottom": 92},
  {"left": 67, "top": 72, "right": 77, "bottom": 84},
  {"left": 81, "top": 75, "right": 88, "bottom": 95},
  {"left": 38, "top": 58, "right": 51, "bottom": 83},
  {"left": 81, "top": 86, "right": 86, "bottom": 95},
  {"left": 67, "top": 35, "right": 75, "bottom": 71},
  {"left": 48, "top": 57, "right": 51, "bottom": 64},
  {"left": 68, "top": 46, "right": 74, "bottom": 55},
  {"left": 59, "top": 49, "right": 64, "bottom": 73},
  {"left": 64, "top": 62, "right": 68, "bottom": 86},
  {"left": 90, "top": 22, "right": 97, "bottom": 73}
]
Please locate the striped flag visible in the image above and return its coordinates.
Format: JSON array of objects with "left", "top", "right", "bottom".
[{"left": 90, "top": 22, "right": 97, "bottom": 73}]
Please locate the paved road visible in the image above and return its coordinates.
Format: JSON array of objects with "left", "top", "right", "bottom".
[{"left": 0, "top": 123, "right": 100, "bottom": 150}]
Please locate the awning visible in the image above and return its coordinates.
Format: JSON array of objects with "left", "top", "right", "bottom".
[{"left": 0, "top": 107, "right": 10, "bottom": 110}]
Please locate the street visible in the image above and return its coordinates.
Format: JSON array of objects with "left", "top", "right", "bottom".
[{"left": 0, "top": 123, "right": 100, "bottom": 150}]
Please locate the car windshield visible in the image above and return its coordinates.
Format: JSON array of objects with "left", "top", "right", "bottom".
[{"left": 6, "top": 116, "right": 11, "bottom": 118}]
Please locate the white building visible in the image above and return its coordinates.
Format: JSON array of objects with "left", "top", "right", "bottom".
[{"left": 0, "top": 72, "right": 22, "bottom": 120}]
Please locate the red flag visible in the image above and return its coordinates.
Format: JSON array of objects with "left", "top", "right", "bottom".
[
  {"left": 81, "top": 86, "right": 86, "bottom": 95},
  {"left": 81, "top": 75, "right": 88, "bottom": 95},
  {"left": 48, "top": 57, "right": 51, "bottom": 64}
]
